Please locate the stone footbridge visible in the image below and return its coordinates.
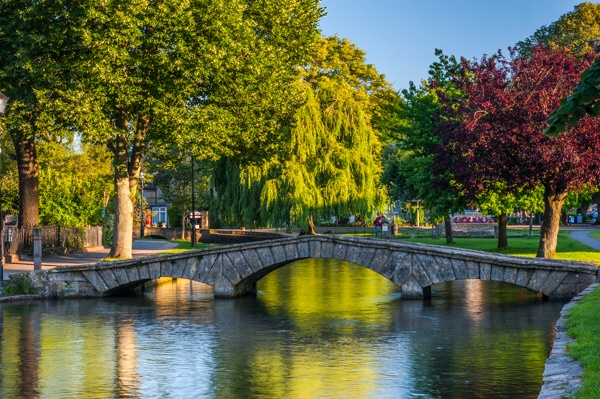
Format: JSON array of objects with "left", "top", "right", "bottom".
[{"left": 19, "top": 235, "right": 599, "bottom": 299}]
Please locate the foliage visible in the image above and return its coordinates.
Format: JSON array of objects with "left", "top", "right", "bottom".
[
  {"left": 213, "top": 36, "right": 394, "bottom": 230},
  {"left": 437, "top": 45, "right": 600, "bottom": 257},
  {"left": 546, "top": 55, "right": 600, "bottom": 134},
  {"left": 2, "top": 275, "right": 36, "bottom": 295},
  {"left": 381, "top": 49, "right": 466, "bottom": 225},
  {"left": 38, "top": 141, "right": 112, "bottom": 226},
  {"left": 517, "top": 2, "right": 600, "bottom": 56}
]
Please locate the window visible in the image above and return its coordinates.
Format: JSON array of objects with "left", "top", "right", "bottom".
[{"left": 152, "top": 207, "right": 168, "bottom": 226}]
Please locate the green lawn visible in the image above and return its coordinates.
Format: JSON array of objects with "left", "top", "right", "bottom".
[
  {"left": 590, "top": 229, "right": 600, "bottom": 241},
  {"left": 158, "top": 239, "right": 212, "bottom": 254},
  {"left": 400, "top": 231, "right": 600, "bottom": 265},
  {"left": 566, "top": 288, "right": 600, "bottom": 399}
]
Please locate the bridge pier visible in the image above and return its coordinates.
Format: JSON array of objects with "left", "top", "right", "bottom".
[
  {"left": 213, "top": 277, "right": 257, "bottom": 299},
  {"left": 401, "top": 278, "right": 432, "bottom": 299}
]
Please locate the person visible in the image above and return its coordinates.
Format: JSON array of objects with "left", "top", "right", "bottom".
[{"left": 374, "top": 215, "right": 383, "bottom": 237}]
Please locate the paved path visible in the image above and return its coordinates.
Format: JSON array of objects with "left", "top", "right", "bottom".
[
  {"left": 569, "top": 229, "right": 600, "bottom": 251},
  {"left": 1, "top": 239, "right": 178, "bottom": 280}
]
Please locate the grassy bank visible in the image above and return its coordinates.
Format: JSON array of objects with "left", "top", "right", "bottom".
[
  {"left": 566, "top": 288, "right": 600, "bottom": 399},
  {"left": 400, "top": 231, "right": 600, "bottom": 265}
]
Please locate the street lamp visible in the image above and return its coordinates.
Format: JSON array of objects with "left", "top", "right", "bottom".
[
  {"left": 0, "top": 91, "right": 8, "bottom": 281},
  {"left": 140, "top": 171, "right": 145, "bottom": 239},
  {"left": 190, "top": 155, "right": 196, "bottom": 247}
]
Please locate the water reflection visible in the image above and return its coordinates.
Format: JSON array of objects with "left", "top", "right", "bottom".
[{"left": 0, "top": 258, "right": 565, "bottom": 398}]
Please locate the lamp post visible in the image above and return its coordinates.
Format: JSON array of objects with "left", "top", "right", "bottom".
[
  {"left": 140, "top": 171, "right": 145, "bottom": 239},
  {"left": 190, "top": 156, "right": 196, "bottom": 247},
  {"left": 0, "top": 91, "right": 8, "bottom": 281}
]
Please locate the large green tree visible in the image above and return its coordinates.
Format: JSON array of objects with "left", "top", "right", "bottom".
[
  {"left": 213, "top": 36, "right": 394, "bottom": 231},
  {"left": 381, "top": 50, "right": 466, "bottom": 243},
  {"left": 517, "top": 2, "right": 600, "bottom": 56},
  {"left": 2, "top": 0, "right": 322, "bottom": 258}
]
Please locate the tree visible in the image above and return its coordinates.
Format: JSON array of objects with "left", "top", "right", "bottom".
[
  {"left": 9, "top": 0, "right": 322, "bottom": 258},
  {"left": 381, "top": 50, "right": 465, "bottom": 243},
  {"left": 517, "top": 2, "right": 600, "bottom": 56},
  {"left": 441, "top": 46, "right": 600, "bottom": 258},
  {"left": 0, "top": 0, "right": 87, "bottom": 230},
  {"left": 213, "top": 36, "right": 393, "bottom": 231}
]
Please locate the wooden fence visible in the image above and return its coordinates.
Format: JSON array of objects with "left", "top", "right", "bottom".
[{"left": 4, "top": 225, "right": 103, "bottom": 257}]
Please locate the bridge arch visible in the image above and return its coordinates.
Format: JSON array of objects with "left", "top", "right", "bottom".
[{"left": 25, "top": 235, "right": 598, "bottom": 300}]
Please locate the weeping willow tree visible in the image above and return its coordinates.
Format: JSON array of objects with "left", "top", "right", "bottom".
[{"left": 213, "top": 36, "right": 395, "bottom": 231}]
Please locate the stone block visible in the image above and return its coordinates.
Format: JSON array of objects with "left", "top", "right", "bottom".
[
  {"left": 169, "top": 259, "right": 186, "bottom": 278},
  {"left": 98, "top": 269, "right": 119, "bottom": 290},
  {"left": 368, "top": 249, "right": 391, "bottom": 273},
  {"left": 138, "top": 264, "right": 151, "bottom": 280},
  {"left": 528, "top": 269, "right": 550, "bottom": 292},
  {"left": 490, "top": 265, "right": 504, "bottom": 282},
  {"left": 271, "top": 245, "right": 287, "bottom": 265},
  {"left": 480, "top": 263, "right": 492, "bottom": 281},
  {"left": 256, "top": 247, "right": 275, "bottom": 268},
  {"left": 502, "top": 267, "right": 518, "bottom": 285},
  {"left": 113, "top": 267, "right": 130, "bottom": 286},
  {"left": 161, "top": 261, "right": 173, "bottom": 277},
  {"left": 321, "top": 241, "right": 334, "bottom": 259},
  {"left": 228, "top": 250, "right": 252, "bottom": 279},
  {"left": 436, "top": 258, "right": 456, "bottom": 282},
  {"left": 284, "top": 243, "right": 298, "bottom": 260},
  {"left": 541, "top": 271, "right": 569, "bottom": 297},
  {"left": 148, "top": 262, "right": 162, "bottom": 279},
  {"left": 450, "top": 259, "right": 469, "bottom": 280},
  {"left": 411, "top": 262, "right": 433, "bottom": 288},
  {"left": 297, "top": 241, "right": 310, "bottom": 259},
  {"left": 182, "top": 257, "right": 198, "bottom": 279},
  {"left": 415, "top": 254, "right": 442, "bottom": 284},
  {"left": 333, "top": 243, "right": 348, "bottom": 260},
  {"left": 465, "top": 260, "right": 480, "bottom": 279},
  {"left": 309, "top": 240, "right": 322, "bottom": 258},
  {"left": 242, "top": 249, "right": 263, "bottom": 273},
  {"left": 196, "top": 254, "right": 218, "bottom": 284},
  {"left": 515, "top": 268, "right": 533, "bottom": 288},
  {"left": 221, "top": 253, "right": 242, "bottom": 284},
  {"left": 204, "top": 255, "right": 223, "bottom": 286},
  {"left": 344, "top": 245, "right": 362, "bottom": 265},
  {"left": 125, "top": 265, "right": 140, "bottom": 282},
  {"left": 82, "top": 270, "right": 110, "bottom": 294},
  {"left": 356, "top": 247, "right": 376, "bottom": 269}
]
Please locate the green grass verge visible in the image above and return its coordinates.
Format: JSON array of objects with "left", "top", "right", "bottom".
[
  {"left": 401, "top": 231, "right": 599, "bottom": 265},
  {"left": 589, "top": 230, "right": 600, "bottom": 241},
  {"left": 566, "top": 288, "right": 600, "bottom": 399},
  {"left": 158, "top": 239, "right": 212, "bottom": 254}
]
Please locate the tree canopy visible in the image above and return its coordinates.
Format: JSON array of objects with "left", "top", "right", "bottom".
[
  {"left": 213, "top": 36, "right": 394, "bottom": 230},
  {"left": 438, "top": 45, "right": 600, "bottom": 258}
]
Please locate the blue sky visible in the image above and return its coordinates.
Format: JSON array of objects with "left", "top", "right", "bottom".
[{"left": 319, "top": 0, "right": 585, "bottom": 90}]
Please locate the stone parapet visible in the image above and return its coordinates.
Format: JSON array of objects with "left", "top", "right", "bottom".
[{"left": 9, "top": 235, "right": 599, "bottom": 300}]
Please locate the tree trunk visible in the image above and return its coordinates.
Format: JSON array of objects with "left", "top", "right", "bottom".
[
  {"left": 300, "top": 214, "right": 317, "bottom": 235},
  {"left": 13, "top": 135, "right": 39, "bottom": 230},
  {"left": 109, "top": 133, "right": 134, "bottom": 259},
  {"left": 181, "top": 212, "right": 186, "bottom": 240},
  {"left": 537, "top": 185, "right": 567, "bottom": 259},
  {"left": 497, "top": 211, "right": 508, "bottom": 250},
  {"left": 444, "top": 214, "right": 453, "bottom": 244}
]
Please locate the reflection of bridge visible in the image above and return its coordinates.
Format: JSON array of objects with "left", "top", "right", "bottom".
[{"left": 22, "top": 235, "right": 599, "bottom": 299}]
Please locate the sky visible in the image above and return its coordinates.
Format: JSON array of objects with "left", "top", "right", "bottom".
[{"left": 319, "top": 0, "right": 586, "bottom": 90}]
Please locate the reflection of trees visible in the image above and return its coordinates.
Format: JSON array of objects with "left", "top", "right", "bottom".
[
  {"left": 211, "top": 259, "right": 404, "bottom": 398},
  {"left": 405, "top": 280, "right": 565, "bottom": 399}
]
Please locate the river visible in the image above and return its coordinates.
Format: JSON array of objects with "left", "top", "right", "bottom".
[{"left": 0, "top": 258, "right": 565, "bottom": 398}]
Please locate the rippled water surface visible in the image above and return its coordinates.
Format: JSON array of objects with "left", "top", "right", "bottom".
[{"left": 0, "top": 258, "right": 566, "bottom": 398}]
